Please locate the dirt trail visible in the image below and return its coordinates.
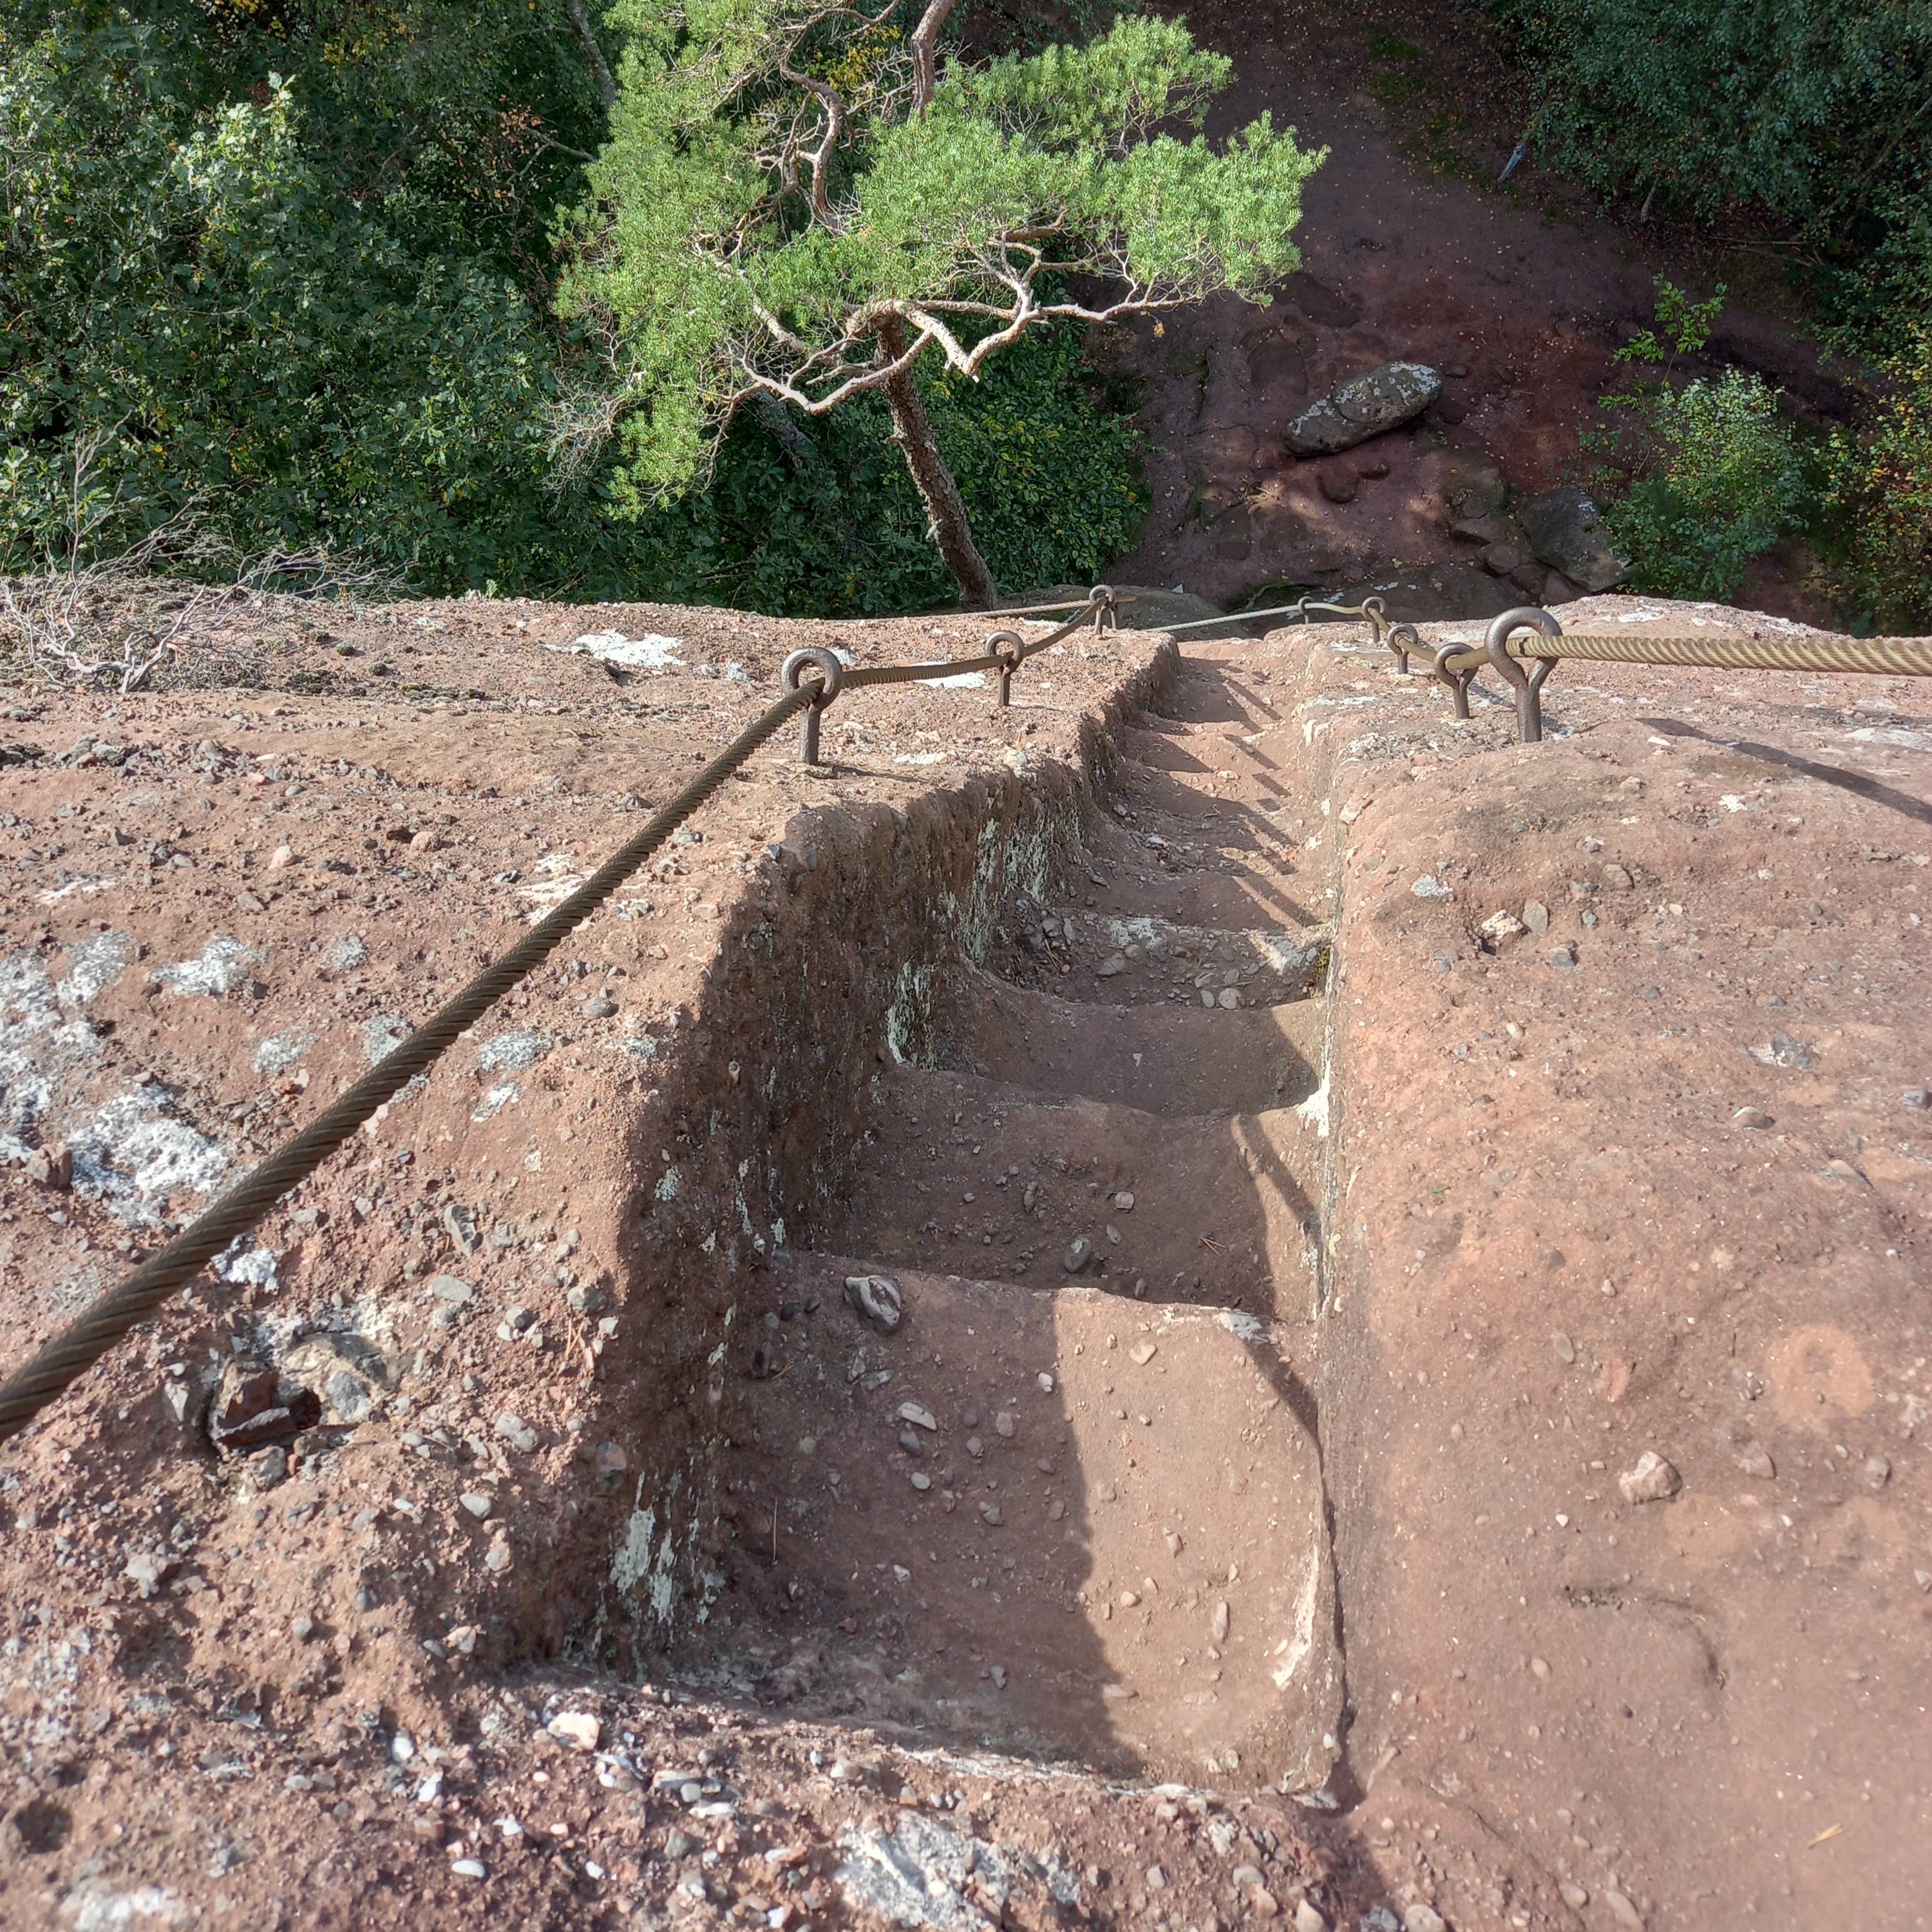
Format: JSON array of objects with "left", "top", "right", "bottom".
[{"left": 1095, "top": 0, "right": 1843, "bottom": 625}]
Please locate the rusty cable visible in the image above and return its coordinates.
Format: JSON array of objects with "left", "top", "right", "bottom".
[
  {"left": 0, "top": 682, "right": 818, "bottom": 1446},
  {"left": 1436, "top": 629, "right": 1932, "bottom": 679},
  {"left": 1, "top": 586, "right": 1134, "bottom": 1437}
]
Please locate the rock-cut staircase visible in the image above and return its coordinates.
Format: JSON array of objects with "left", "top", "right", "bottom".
[{"left": 703, "top": 642, "right": 1345, "bottom": 1795}]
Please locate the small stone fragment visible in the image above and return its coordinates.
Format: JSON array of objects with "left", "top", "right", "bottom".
[
  {"left": 844, "top": 1274, "right": 904, "bottom": 1334},
  {"left": 547, "top": 1712, "right": 601, "bottom": 1752},
  {"left": 1096, "top": 954, "right": 1128, "bottom": 978},
  {"left": 1530, "top": 1655, "right": 1551, "bottom": 1681},
  {"left": 451, "top": 1859, "right": 487, "bottom": 1880},
  {"left": 1560, "top": 1882, "right": 1589, "bottom": 1909},
  {"left": 430, "top": 1273, "right": 473, "bottom": 1304},
  {"left": 1553, "top": 1332, "right": 1576, "bottom": 1364},
  {"left": 1603, "top": 1888, "right": 1644, "bottom": 1927},
  {"left": 583, "top": 992, "right": 616, "bottom": 1019},
  {"left": 1232, "top": 1864, "right": 1266, "bottom": 1893},
  {"left": 1217, "top": 987, "right": 1240, "bottom": 1009},
  {"left": 1294, "top": 1902, "right": 1330, "bottom": 1932},
  {"left": 995, "top": 1412, "right": 1016, "bottom": 1438},
  {"left": 1866, "top": 1454, "right": 1892, "bottom": 1490},
  {"left": 1522, "top": 900, "right": 1549, "bottom": 935},
  {"left": 1064, "top": 1236, "right": 1093, "bottom": 1273},
  {"left": 896, "top": 1402, "right": 938, "bottom": 1431},
  {"left": 1548, "top": 942, "right": 1577, "bottom": 968},
  {"left": 910, "top": 1472, "right": 932, "bottom": 1491},
  {"left": 1478, "top": 911, "right": 1527, "bottom": 952},
  {"left": 1618, "top": 1450, "right": 1681, "bottom": 1504},
  {"left": 1600, "top": 863, "right": 1633, "bottom": 890},
  {"left": 1129, "top": 1340, "right": 1157, "bottom": 1366},
  {"left": 1732, "top": 1106, "right": 1773, "bottom": 1130},
  {"left": 1403, "top": 1908, "right": 1446, "bottom": 1932},
  {"left": 484, "top": 1534, "right": 513, "bottom": 1573},
  {"left": 1211, "top": 1600, "right": 1231, "bottom": 1642},
  {"left": 1732, "top": 1438, "right": 1775, "bottom": 1480},
  {"left": 1905, "top": 1087, "right": 1930, "bottom": 1110},
  {"left": 459, "top": 1493, "right": 493, "bottom": 1520}
]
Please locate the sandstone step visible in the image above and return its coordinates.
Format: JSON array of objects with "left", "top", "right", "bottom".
[
  {"left": 989, "top": 908, "right": 1325, "bottom": 1009},
  {"left": 712, "top": 1257, "right": 1341, "bottom": 1794},
  {"left": 824, "top": 1066, "right": 1322, "bottom": 1317},
  {"left": 926, "top": 965, "right": 1325, "bottom": 1119}
]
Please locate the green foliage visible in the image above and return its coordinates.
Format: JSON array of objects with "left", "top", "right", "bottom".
[
  {"left": 0, "top": 5, "right": 623, "bottom": 592},
  {"left": 616, "top": 326, "right": 1148, "bottom": 614},
  {"left": 564, "top": 6, "right": 1321, "bottom": 507},
  {"left": 1597, "top": 369, "right": 1810, "bottom": 603},
  {"left": 1486, "top": 0, "right": 1932, "bottom": 619},
  {"left": 1612, "top": 276, "right": 1723, "bottom": 371},
  {"left": 1823, "top": 324, "right": 1932, "bottom": 632},
  {"left": 1488, "top": 0, "right": 1931, "bottom": 287},
  {"left": 0, "top": 3, "right": 1162, "bottom": 612}
]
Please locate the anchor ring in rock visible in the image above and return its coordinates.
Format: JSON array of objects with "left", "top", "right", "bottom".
[
  {"left": 985, "top": 630, "right": 1027, "bottom": 708},
  {"left": 1484, "top": 607, "right": 1564, "bottom": 743},
  {"left": 1385, "top": 620, "right": 1422, "bottom": 675},
  {"left": 1431, "top": 638, "right": 1483, "bottom": 719},
  {"left": 781, "top": 647, "right": 846, "bottom": 764},
  {"left": 1088, "top": 583, "right": 1119, "bottom": 632},
  {"left": 781, "top": 646, "right": 844, "bottom": 705},
  {"left": 844, "top": 1273, "right": 904, "bottom": 1334}
]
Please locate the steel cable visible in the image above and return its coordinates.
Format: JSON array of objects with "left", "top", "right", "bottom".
[
  {"left": 1435, "top": 630, "right": 1932, "bottom": 679},
  {"left": 0, "top": 683, "right": 817, "bottom": 1444}
]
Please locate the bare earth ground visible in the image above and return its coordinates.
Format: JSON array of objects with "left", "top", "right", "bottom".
[
  {"left": 1088, "top": 0, "right": 1843, "bottom": 626},
  {"left": 0, "top": 585, "right": 1927, "bottom": 1931}
]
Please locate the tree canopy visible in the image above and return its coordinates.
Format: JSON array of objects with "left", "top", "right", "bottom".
[{"left": 561, "top": 3, "right": 1323, "bottom": 600}]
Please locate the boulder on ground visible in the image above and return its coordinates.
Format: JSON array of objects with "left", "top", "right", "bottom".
[
  {"left": 1517, "top": 486, "right": 1626, "bottom": 592},
  {"left": 1285, "top": 363, "right": 1442, "bottom": 455}
]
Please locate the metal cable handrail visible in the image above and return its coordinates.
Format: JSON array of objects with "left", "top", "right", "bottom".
[
  {"left": 1377, "top": 607, "right": 1932, "bottom": 741},
  {"left": 0, "top": 585, "right": 1132, "bottom": 1443}
]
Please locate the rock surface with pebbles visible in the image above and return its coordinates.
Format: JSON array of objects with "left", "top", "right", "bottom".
[{"left": 0, "top": 585, "right": 1927, "bottom": 1932}]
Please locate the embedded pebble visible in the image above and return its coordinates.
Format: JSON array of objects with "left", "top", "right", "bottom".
[
  {"left": 1063, "top": 1236, "right": 1093, "bottom": 1273},
  {"left": 582, "top": 992, "right": 616, "bottom": 1018},
  {"left": 896, "top": 1403, "right": 937, "bottom": 1431},
  {"left": 1866, "top": 1454, "right": 1892, "bottom": 1490},
  {"left": 898, "top": 1430, "right": 923, "bottom": 1455},
  {"left": 1530, "top": 1655, "right": 1551, "bottom": 1681},
  {"left": 451, "top": 1859, "right": 487, "bottom": 1880},
  {"left": 1211, "top": 1600, "right": 1230, "bottom": 1642},
  {"left": 1732, "top": 1439, "right": 1775, "bottom": 1480},
  {"left": 1218, "top": 987, "right": 1240, "bottom": 1008},
  {"left": 1552, "top": 1332, "right": 1575, "bottom": 1364},
  {"left": 1114, "top": 1191, "right": 1135, "bottom": 1211},
  {"left": 1618, "top": 1450, "right": 1681, "bottom": 1504},
  {"left": 1403, "top": 1908, "right": 1446, "bottom": 1932},
  {"left": 459, "top": 1493, "right": 493, "bottom": 1520},
  {"left": 547, "top": 1712, "right": 601, "bottom": 1752},
  {"left": 1522, "top": 899, "right": 1549, "bottom": 934},
  {"left": 1130, "top": 1341, "right": 1157, "bottom": 1366},
  {"left": 1560, "top": 1883, "right": 1589, "bottom": 1909},
  {"left": 995, "top": 1412, "right": 1016, "bottom": 1437},
  {"left": 1293, "top": 1903, "right": 1329, "bottom": 1932},
  {"left": 1732, "top": 1105, "right": 1773, "bottom": 1129},
  {"left": 910, "top": 1472, "right": 931, "bottom": 1491}
]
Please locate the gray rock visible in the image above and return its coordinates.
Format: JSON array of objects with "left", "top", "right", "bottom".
[
  {"left": 1286, "top": 363, "right": 1441, "bottom": 455},
  {"left": 1063, "top": 1236, "right": 1094, "bottom": 1273},
  {"left": 1517, "top": 486, "right": 1627, "bottom": 593},
  {"left": 1618, "top": 1450, "right": 1681, "bottom": 1504},
  {"left": 844, "top": 1274, "right": 904, "bottom": 1334},
  {"left": 583, "top": 992, "right": 616, "bottom": 1018}
]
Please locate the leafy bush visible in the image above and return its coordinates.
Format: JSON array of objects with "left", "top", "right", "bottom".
[
  {"left": 1486, "top": 0, "right": 1931, "bottom": 278},
  {"left": 1600, "top": 370, "right": 1810, "bottom": 601},
  {"left": 1823, "top": 325, "right": 1932, "bottom": 632}
]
